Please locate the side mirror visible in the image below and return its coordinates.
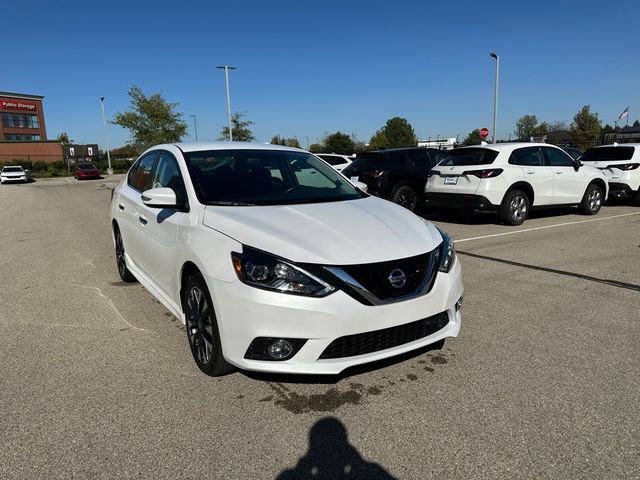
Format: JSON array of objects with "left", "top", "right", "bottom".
[
  {"left": 141, "top": 187, "right": 178, "bottom": 209},
  {"left": 573, "top": 159, "right": 582, "bottom": 171},
  {"left": 352, "top": 180, "right": 368, "bottom": 193}
]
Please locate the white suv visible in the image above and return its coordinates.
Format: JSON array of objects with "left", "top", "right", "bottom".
[
  {"left": 111, "top": 143, "right": 462, "bottom": 376},
  {"left": 315, "top": 153, "right": 353, "bottom": 172},
  {"left": 579, "top": 144, "right": 640, "bottom": 204},
  {"left": 425, "top": 143, "right": 609, "bottom": 225}
]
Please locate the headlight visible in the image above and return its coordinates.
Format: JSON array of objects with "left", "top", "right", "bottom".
[
  {"left": 231, "top": 247, "right": 335, "bottom": 297},
  {"left": 436, "top": 227, "right": 456, "bottom": 272}
]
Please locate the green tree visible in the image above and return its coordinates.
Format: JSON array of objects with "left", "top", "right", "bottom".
[
  {"left": 111, "top": 144, "right": 141, "bottom": 158},
  {"left": 113, "top": 85, "right": 188, "bottom": 149},
  {"left": 270, "top": 135, "right": 300, "bottom": 148},
  {"left": 309, "top": 143, "right": 324, "bottom": 153},
  {"left": 56, "top": 132, "right": 73, "bottom": 145},
  {"left": 514, "top": 114, "right": 539, "bottom": 139},
  {"left": 368, "top": 129, "right": 389, "bottom": 150},
  {"left": 220, "top": 112, "right": 255, "bottom": 141},
  {"left": 571, "top": 105, "right": 601, "bottom": 150},
  {"left": 323, "top": 131, "right": 355, "bottom": 154},
  {"left": 633, "top": 120, "right": 640, "bottom": 127},
  {"left": 462, "top": 129, "right": 483, "bottom": 146},
  {"left": 370, "top": 117, "right": 416, "bottom": 148}
]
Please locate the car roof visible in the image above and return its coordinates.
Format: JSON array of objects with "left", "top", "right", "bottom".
[
  {"left": 453, "top": 142, "right": 560, "bottom": 153},
  {"left": 586, "top": 143, "right": 640, "bottom": 148},
  {"left": 164, "top": 142, "right": 306, "bottom": 154},
  {"left": 2, "top": 165, "right": 24, "bottom": 169}
]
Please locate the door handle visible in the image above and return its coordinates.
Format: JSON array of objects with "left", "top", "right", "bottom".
[
  {"left": 118, "top": 203, "right": 125, "bottom": 211},
  {"left": 138, "top": 216, "right": 148, "bottom": 225},
  {"left": 554, "top": 171, "right": 563, "bottom": 175},
  {"left": 525, "top": 171, "right": 535, "bottom": 175}
]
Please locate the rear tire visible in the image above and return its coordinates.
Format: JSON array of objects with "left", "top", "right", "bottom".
[
  {"left": 579, "top": 184, "right": 603, "bottom": 215},
  {"left": 184, "top": 273, "right": 233, "bottom": 376},
  {"left": 500, "top": 189, "right": 530, "bottom": 226},
  {"left": 114, "top": 227, "right": 137, "bottom": 283},
  {"left": 391, "top": 185, "right": 418, "bottom": 212}
]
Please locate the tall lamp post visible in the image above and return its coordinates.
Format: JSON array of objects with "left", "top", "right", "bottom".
[
  {"left": 489, "top": 52, "right": 500, "bottom": 144},
  {"left": 100, "top": 97, "right": 113, "bottom": 175},
  {"left": 216, "top": 65, "right": 236, "bottom": 141},
  {"left": 190, "top": 114, "right": 198, "bottom": 142}
]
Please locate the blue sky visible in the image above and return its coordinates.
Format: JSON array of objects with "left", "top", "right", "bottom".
[{"left": 2, "top": 0, "right": 639, "bottom": 148}]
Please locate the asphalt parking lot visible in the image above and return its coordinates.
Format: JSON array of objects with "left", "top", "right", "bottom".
[{"left": 1, "top": 176, "right": 638, "bottom": 479}]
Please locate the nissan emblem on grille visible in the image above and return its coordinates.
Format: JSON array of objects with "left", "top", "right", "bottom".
[{"left": 388, "top": 269, "right": 406, "bottom": 288}]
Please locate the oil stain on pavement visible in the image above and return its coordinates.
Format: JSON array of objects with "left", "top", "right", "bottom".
[{"left": 263, "top": 350, "right": 452, "bottom": 414}]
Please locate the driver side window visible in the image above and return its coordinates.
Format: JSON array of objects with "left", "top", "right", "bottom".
[
  {"left": 152, "top": 151, "right": 187, "bottom": 205},
  {"left": 542, "top": 147, "right": 574, "bottom": 167}
]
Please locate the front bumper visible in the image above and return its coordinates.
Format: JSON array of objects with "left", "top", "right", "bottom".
[
  {"left": 207, "top": 257, "right": 463, "bottom": 374},
  {"left": 425, "top": 192, "right": 498, "bottom": 212},
  {"left": 1, "top": 175, "right": 27, "bottom": 183}
]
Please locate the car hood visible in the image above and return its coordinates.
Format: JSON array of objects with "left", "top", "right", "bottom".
[
  {"left": 202, "top": 196, "right": 442, "bottom": 265},
  {"left": 1, "top": 171, "right": 24, "bottom": 176}
]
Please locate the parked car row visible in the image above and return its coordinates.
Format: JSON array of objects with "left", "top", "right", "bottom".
[{"left": 336, "top": 143, "right": 638, "bottom": 225}]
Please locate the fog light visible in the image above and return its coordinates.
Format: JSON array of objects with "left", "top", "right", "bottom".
[
  {"left": 455, "top": 297, "right": 463, "bottom": 312},
  {"left": 268, "top": 339, "right": 294, "bottom": 360}
]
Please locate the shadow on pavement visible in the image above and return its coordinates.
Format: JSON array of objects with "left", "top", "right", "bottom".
[{"left": 276, "top": 417, "right": 397, "bottom": 480}]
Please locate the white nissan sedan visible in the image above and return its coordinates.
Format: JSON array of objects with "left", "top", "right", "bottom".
[{"left": 111, "top": 143, "right": 462, "bottom": 376}]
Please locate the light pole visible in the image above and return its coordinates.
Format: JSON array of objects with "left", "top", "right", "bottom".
[
  {"left": 489, "top": 52, "right": 500, "bottom": 144},
  {"left": 190, "top": 114, "right": 198, "bottom": 142},
  {"left": 100, "top": 97, "right": 112, "bottom": 175},
  {"left": 216, "top": 65, "right": 236, "bottom": 141}
]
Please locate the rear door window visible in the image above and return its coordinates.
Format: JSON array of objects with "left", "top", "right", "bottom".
[
  {"left": 409, "top": 150, "right": 430, "bottom": 169},
  {"left": 509, "top": 147, "right": 544, "bottom": 166}
]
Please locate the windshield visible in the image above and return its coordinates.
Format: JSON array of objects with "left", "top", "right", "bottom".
[
  {"left": 580, "top": 146, "right": 635, "bottom": 162},
  {"left": 78, "top": 163, "right": 96, "bottom": 169},
  {"left": 184, "top": 149, "right": 365, "bottom": 206},
  {"left": 2, "top": 166, "right": 23, "bottom": 173}
]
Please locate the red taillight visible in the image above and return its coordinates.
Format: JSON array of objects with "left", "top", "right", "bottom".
[
  {"left": 613, "top": 163, "right": 640, "bottom": 171},
  {"left": 463, "top": 168, "right": 503, "bottom": 178}
]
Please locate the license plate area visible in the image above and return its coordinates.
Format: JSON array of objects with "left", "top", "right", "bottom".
[{"left": 444, "top": 176, "right": 458, "bottom": 185}]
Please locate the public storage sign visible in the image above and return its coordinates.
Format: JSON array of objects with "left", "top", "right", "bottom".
[{"left": 0, "top": 98, "right": 37, "bottom": 111}]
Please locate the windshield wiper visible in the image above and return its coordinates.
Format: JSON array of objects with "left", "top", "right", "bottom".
[{"left": 207, "top": 200, "right": 257, "bottom": 206}]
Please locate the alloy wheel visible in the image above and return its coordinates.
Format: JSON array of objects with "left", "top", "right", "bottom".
[
  {"left": 587, "top": 188, "right": 601, "bottom": 212},
  {"left": 397, "top": 189, "right": 417, "bottom": 210},
  {"left": 115, "top": 232, "right": 127, "bottom": 278},
  {"left": 510, "top": 195, "right": 527, "bottom": 221},
  {"left": 186, "top": 286, "right": 214, "bottom": 365}
]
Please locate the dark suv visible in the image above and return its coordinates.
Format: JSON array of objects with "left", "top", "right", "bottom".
[{"left": 342, "top": 147, "right": 446, "bottom": 211}]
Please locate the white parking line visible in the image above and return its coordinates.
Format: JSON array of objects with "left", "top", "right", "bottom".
[{"left": 455, "top": 211, "right": 640, "bottom": 244}]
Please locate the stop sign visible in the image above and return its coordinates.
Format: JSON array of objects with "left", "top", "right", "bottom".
[{"left": 479, "top": 127, "right": 489, "bottom": 139}]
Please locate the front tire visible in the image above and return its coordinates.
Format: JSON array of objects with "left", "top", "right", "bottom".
[
  {"left": 114, "top": 227, "right": 137, "bottom": 283},
  {"left": 184, "top": 273, "right": 233, "bottom": 376},
  {"left": 500, "top": 189, "right": 530, "bottom": 225},
  {"left": 579, "top": 184, "right": 603, "bottom": 215},
  {"left": 391, "top": 185, "right": 418, "bottom": 212}
]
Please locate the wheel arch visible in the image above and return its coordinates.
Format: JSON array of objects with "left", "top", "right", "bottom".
[
  {"left": 502, "top": 182, "right": 535, "bottom": 206},
  {"left": 179, "top": 261, "right": 203, "bottom": 311},
  {"left": 587, "top": 178, "right": 607, "bottom": 197}
]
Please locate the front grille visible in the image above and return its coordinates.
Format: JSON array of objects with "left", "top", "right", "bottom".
[
  {"left": 318, "top": 312, "right": 449, "bottom": 359},
  {"left": 340, "top": 249, "right": 439, "bottom": 302}
]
